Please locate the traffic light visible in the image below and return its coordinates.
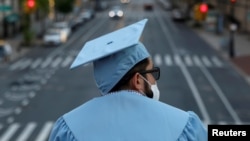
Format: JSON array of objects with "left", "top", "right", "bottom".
[
  {"left": 24, "top": 0, "right": 36, "bottom": 13},
  {"left": 26, "top": 0, "right": 35, "bottom": 9},
  {"left": 230, "top": 0, "right": 236, "bottom": 3},
  {"left": 199, "top": 3, "right": 208, "bottom": 14}
]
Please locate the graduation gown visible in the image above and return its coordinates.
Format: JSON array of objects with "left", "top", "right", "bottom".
[{"left": 49, "top": 91, "right": 207, "bottom": 141}]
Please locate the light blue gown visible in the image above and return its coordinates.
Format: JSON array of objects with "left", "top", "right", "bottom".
[{"left": 49, "top": 91, "right": 207, "bottom": 141}]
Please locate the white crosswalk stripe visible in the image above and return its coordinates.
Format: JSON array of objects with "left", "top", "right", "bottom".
[
  {"left": 8, "top": 54, "right": 224, "bottom": 71},
  {"left": 174, "top": 54, "right": 182, "bottom": 65},
  {"left": 9, "top": 59, "right": 31, "bottom": 71},
  {"left": 193, "top": 55, "right": 202, "bottom": 66},
  {"left": 0, "top": 121, "right": 54, "bottom": 141},
  {"left": 211, "top": 56, "right": 223, "bottom": 67},
  {"left": 61, "top": 56, "right": 73, "bottom": 68},
  {"left": 9, "top": 56, "right": 74, "bottom": 71},
  {"left": 35, "top": 121, "right": 54, "bottom": 141},
  {"left": 154, "top": 54, "right": 162, "bottom": 66},
  {"left": 0, "top": 123, "right": 20, "bottom": 141},
  {"left": 184, "top": 55, "right": 193, "bottom": 66},
  {"left": 202, "top": 56, "right": 212, "bottom": 67},
  {"left": 51, "top": 57, "right": 63, "bottom": 68},
  {"left": 164, "top": 54, "right": 172, "bottom": 66},
  {"left": 30, "top": 58, "right": 43, "bottom": 69},
  {"left": 152, "top": 54, "right": 224, "bottom": 68},
  {"left": 41, "top": 57, "right": 53, "bottom": 69},
  {"left": 16, "top": 122, "right": 37, "bottom": 141}
]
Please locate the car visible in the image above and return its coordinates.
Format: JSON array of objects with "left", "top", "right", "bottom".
[
  {"left": 0, "top": 40, "right": 12, "bottom": 62},
  {"left": 143, "top": 3, "right": 154, "bottom": 11},
  {"left": 51, "top": 21, "right": 71, "bottom": 41},
  {"left": 171, "top": 8, "right": 187, "bottom": 22},
  {"left": 70, "top": 17, "right": 85, "bottom": 31},
  {"left": 42, "top": 29, "right": 64, "bottom": 46},
  {"left": 79, "top": 9, "right": 95, "bottom": 22},
  {"left": 108, "top": 6, "right": 124, "bottom": 19},
  {"left": 121, "top": 0, "right": 130, "bottom": 4}
]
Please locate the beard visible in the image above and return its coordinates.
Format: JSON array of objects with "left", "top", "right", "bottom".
[{"left": 144, "top": 81, "right": 153, "bottom": 98}]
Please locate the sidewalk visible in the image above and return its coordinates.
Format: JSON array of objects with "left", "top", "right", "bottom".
[
  {"left": 190, "top": 24, "right": 250, "bottom": 83},
  {"left": 3, "top": 20, "right": 48, "bottom": 63},
  {"left": 3, "top": 16, "right": 250, "bottom": 84},
  {"left": 3, "top": 15, "right": 73, "bottom": 63}
]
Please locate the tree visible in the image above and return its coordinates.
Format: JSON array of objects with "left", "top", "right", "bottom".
[
  {"left": 21, "top": 0, "right": 50, "bottom": 46},
  {"left": 55, "top": 0, "right": 74, "bottom": 14},
  {"left": 36, "top": 0, "right": 49, "bottom": 13}
]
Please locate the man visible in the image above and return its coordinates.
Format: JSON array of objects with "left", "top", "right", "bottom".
[{"left": 49, "top": 19, "right": 207, "bottom": 141}]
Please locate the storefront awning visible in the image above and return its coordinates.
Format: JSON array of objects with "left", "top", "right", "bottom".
[{"left": 4, "top": 13, "right": 19, "bottom": 23}]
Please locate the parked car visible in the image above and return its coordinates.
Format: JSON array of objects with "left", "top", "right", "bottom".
[
  {"left": 121, "top": 0, "right": 130, "bottom": 4},
  {"left": 171, "top": 8, "right": 187, "bottom": 22},
  {"left": 42, "top": 29, "right": 64, "bottom": 46},
  {"left": 51, "top": 21, "right": 71, "bottom": 41},
  {"left": 0, "top": 40, "right": 12, "bottom": 62},
  {"left": 70, "top": 17, "right": 85, "bottom": 31},
  {"left": 108, "top": 6, "right": 124, "bottom": 19},
  {"left": 144, "top": 3, "right": 154, "bottom": 11},
  {"left": 80, "top": 9, "right": 95, "bottom": 22}
]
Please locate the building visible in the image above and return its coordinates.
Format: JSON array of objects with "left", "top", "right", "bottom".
[
  {"left": 208, "top": 0, "right": 250, "bottom": 32},
  {"left": 0, "top": 0, "right": 21, "bottom": 38}
]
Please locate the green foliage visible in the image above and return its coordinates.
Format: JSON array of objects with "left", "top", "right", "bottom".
[
  {"left": 36, "top": 0, "right": 50, "bottom": 13},
  {"left": 54, "top": 0, "right": 74, "bottom": 14},
  {"left": 23, "top": 29, "right": 35, "bottom": 46}
]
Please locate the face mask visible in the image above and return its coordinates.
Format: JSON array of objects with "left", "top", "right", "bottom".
[{"left": 140, "top": 75, "right": 160, "bottom": 101}]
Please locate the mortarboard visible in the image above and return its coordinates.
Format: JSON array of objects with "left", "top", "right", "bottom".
[{"left": 70, "top": 19, "right": 150, "bottom": 95}]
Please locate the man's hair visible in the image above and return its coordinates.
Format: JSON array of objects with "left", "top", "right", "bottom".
[{"left": 109, "top": 58, "right": 149, "bottom": 92}]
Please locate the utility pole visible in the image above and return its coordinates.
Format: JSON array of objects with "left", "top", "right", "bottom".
[{"left": 229, "top": 0, "right": 237, "bottom": 58}]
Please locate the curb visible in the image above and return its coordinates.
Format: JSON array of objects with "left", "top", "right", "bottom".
[{"left": 189, "top": 24, "right": 250, "bottom": 85}]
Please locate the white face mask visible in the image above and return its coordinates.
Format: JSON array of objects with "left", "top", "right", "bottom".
[{"left": 140, "top": 75, "right": 160, "bottom": 101}]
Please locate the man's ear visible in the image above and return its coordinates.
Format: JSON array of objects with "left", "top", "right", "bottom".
[{"left": 130, "top": 73, "right": 144, "bottom": 90}]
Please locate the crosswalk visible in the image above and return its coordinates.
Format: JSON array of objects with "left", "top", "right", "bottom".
[
  {"left": 8, "top": 54, "right": 225, "bottom": 71},
  {"left": 0, "top": 120, "right": 249, "bottom": 141},
  {"left": 9, "top": 56, "right": 74, "bottom": 71},
  {"left": 153, "top": 54, "right": 224, "bottom": 68},
  {"left": 0, "top": 121, "right": 54, "bottom": 141}
]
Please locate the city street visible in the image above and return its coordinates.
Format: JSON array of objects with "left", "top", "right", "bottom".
[{"left": 0, "top": 0, "right": 250, "bottom": 140}]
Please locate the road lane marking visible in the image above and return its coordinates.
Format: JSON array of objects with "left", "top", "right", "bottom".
[
  {"left": 175, "top": 54, "right": 211, "bottom": 124},
  {"left": 16, "top": 122, "right": 37, "bottom": 141},
  {"left": 199, "top": 65, "right": 242, "bottom": 124},
  {"left": 154, "top": 54, "right": 162, "bottom": 66},
  {"left": 7, "top": 54, "right": 225, "bottom": 71},
  {"left": 61, "top": 56, "right": 73, "bottom": 68},
  {"left": 0, "top": 123, "right": 20, "bottom": 141},
  {"left": 40, "top": 57, "right": 53, "bottom": 68},
  {"left": 158, "top": 16, "right": 211, "bottom": 123},
  {"left": 202, "top": 56, "right": 212, "bottom": 67},
  {"left": 30, "top": 58, "right": 43, "bottom": 69},
  {"left": 35, "top": 121, "right": 54, "bottom": 141},
  {"left": 19, "top": 59, "right": 32, "bottom": 70},
  {"left": 184, "top": 55, "right": 193, "bottom": 66},
  {"left": 9, "top": 59, "right": 32, "bottom": 71},
  {"left": 174, "top": 54, "right": 182, "bottom": 65},
  {"left": 164, "top": 54, "right": 172, "bottom": 66},
  {"left": 212, "top": 56, "right": 223, "bottom": 67},
  {"left": 51, "top": 57, "right": 63, "bottom": 68},
  {"left": 193, "top": 55, "right": 203, "bottom": 67},
  {"left": 9, "top": 59, "right": 26, "bottom": 71}
]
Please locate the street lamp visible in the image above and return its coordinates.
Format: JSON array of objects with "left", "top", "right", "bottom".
[
  {"left": 229, "top": 0, "right": 237, "bottom": 58},
  {"left": 229, "top": 23, "right": 237, "bottom": 58}
]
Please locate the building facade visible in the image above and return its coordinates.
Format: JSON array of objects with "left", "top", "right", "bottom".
[{"left": 0, "top": 0, "right": 21, "bottom": 38}]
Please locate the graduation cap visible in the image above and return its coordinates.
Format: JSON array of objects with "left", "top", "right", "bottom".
[{"left": 70, "top": 19, "right": 150, "bottom": 95}]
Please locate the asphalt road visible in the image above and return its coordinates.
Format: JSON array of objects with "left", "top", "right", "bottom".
[{"left": 0, "top": 0, "right": 250, "bottom": 140}]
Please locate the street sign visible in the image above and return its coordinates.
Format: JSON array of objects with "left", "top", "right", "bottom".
[{"left": 0, "top": 5, "right": 12, "bottom": 12}]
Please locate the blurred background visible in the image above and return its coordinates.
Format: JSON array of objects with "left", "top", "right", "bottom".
[{"left": 0, "top": 0, "right": 250, "bottom": 140}]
